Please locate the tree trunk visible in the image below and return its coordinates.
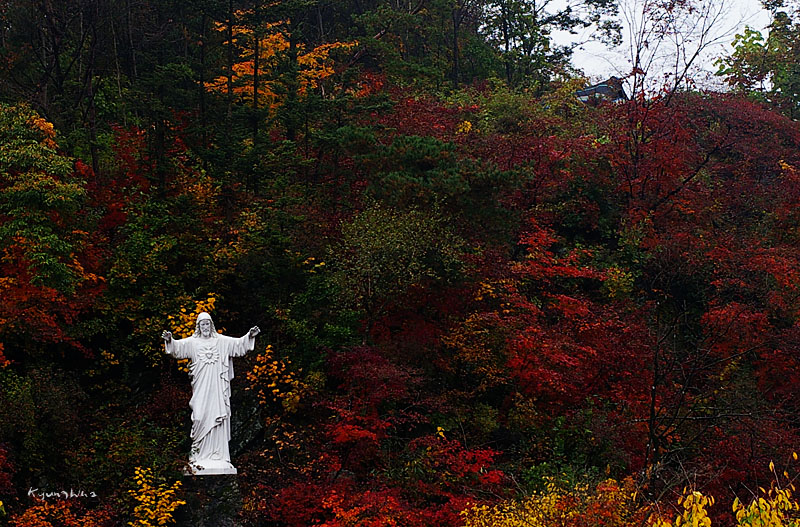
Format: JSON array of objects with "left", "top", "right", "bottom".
[
  {"left": 126, "top": 0, "right": 137, "bottom": 80},
  {"left": 227, "top": 0, "right": 234, "bottom": 123},
  {"left": 285, "top": 17, "right": 299, "bottom": 142},
  {"left": 452, "top": 5, "right": 461, "bottom": 87},
  {"left": 86, "top": 2, "right": 99, "bottom": 176},
  {"left": 501, "top": 1, "right": 512, "bottom": 85},
  {"left": 253, "top": 0, "right": 261, "bottom": 146},
  {"left": 199, "top": 12, "right": 207, "bottom": 150}
]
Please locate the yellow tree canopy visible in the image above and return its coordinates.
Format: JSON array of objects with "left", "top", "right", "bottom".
[{"left": 205, "top": 15, "right": 357, "bottom": 111}]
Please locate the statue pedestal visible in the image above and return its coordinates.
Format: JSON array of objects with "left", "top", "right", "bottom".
[
  {"left": 176, "top": 474, "right": 241, "bottom": 527},
  {"left": 185, "top": 459, "right": 238, "bottom": 476}
]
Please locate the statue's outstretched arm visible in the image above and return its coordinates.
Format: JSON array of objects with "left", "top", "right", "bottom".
[{"left": 162, "top": 330, "right": 191, "bottom": 358}]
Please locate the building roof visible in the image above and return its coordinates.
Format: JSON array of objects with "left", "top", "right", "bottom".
[{"left": 576, "top": 77, "right": 628, "bottom": 104}]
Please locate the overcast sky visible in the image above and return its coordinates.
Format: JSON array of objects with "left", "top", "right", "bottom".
[{"left": 553, "top": 0, "right": 773, "bottom": 88}]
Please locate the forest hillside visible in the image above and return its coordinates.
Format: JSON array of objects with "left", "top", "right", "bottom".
[{"left": 2, "top": 0, "right": 800, "bottom": 525}]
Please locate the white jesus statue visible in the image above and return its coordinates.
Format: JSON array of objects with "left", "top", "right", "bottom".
[{"left": 162, "top": 312, "right": 260, "bottom": 475}]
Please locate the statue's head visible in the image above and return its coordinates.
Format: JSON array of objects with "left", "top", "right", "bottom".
[{"left": 194, "top": 312, "right": 217, "bottom": 339}]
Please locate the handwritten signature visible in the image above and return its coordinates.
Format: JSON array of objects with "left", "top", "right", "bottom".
[{"left": 28, "top": 488, "right": 97, "bottom": 499}]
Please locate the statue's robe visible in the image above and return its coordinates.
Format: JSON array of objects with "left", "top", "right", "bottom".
[{"left": 165, "top": 332, "right": 254, "bottom": 469}]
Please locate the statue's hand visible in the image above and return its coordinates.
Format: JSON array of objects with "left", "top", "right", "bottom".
[
  {"left": 249, "top": 326, "right": 260, "bottom": 338},
  {"left": 162, "top": 330, "right": 173, "bottom": 343}
]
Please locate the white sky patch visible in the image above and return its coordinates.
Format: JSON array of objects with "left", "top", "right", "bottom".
[{"left": 551, "top": 0, "right": 772, "bottom": 88}]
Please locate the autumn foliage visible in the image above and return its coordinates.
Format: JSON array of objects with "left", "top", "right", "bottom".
[{"left": 3, "top": 1, "right": 800, "bottom": 524}]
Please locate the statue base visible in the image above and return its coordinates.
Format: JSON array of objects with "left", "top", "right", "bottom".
[
  {"left": 175, "top": 474, "right": 241, "bottom": 527},
  {"left": 185, "top": 459, "right": 238, "bottom": 476}
]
